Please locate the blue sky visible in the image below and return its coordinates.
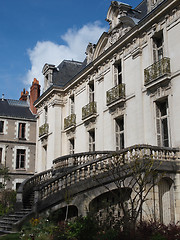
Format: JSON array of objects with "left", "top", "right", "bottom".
[{"left": 0, "top": 0, "right": 141, "bottom": 100}]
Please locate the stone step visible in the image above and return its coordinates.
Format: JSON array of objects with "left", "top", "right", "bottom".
[
  {"left": 0, "top": 221, "right": 13, "bottom": 225},
  {"left": 0, "top": 218, "right": 17, "bottom": 223},
  {"left": 0, "top": 225, "right": 12, "bottom": 231}
]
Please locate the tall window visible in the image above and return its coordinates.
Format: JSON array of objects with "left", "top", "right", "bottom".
[
  {"left": 0, "top": 148, "right": 2, "bottom": 164},
  {"left": 69, "top": 138, "right": 75, "bottom": 154},
  {"left": 16, "top": 149, "right": 26, "bottom": 169},
  {"left": 18, "top": 123, "right": 26, "bottom": 139},
  {"left": 0, "top": 121, "right": 4, "bottom": 133},
  {"left": 89, "top": 129, "right": 95, "bottom": 152},
  {"left": 44, "top": 106, "right": 48, "bottom": 123},
  {"left": 115, "top": 117, "right": 124, "bottom": 150},
  {"left": 89, "top": 82, "right": 94, "bottom": 103},
  {"left": 114, "top": 60, "right": 122, "bottom": 86},
  {"left": 70, "top": 95, "right": 75, "bottom": 114},
  {"left": 153, "top": 31, "right": 163, "bottom": 62},
  {"left": 156, "top": 99, "right": 169, "bottom": 147}
]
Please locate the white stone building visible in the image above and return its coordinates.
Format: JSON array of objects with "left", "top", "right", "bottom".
[{"left": 34, "top": 0, "right": 180, "bottom": 224}]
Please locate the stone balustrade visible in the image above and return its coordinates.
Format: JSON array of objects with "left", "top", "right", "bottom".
[
  {"left": 64, "top": 114, "right": 76, "bottom": 130},
  {"left": 17, "top": 145, "right": 179, "bottom": 210},
  {"left": 53, "top": 151, "right": 114, "bottom": 169},
  {"left": 106, "top": 83, "right": 125, "bottom": 106},
  {"left": 39, "top": 123, "right": 49, "bottom": 137},
  {"left": 37, "top": 145, "right": 179, "bottom": 202},
  {"left": 144, "top": 57, "right": 171, "bottom": 85},
  {"left": 82, "top": 101, "right": 97, "bottom": 120}
]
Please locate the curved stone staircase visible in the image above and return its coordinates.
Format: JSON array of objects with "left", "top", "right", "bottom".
[{"left": 0, "top": 146, "right": 178, "bottom": 234}]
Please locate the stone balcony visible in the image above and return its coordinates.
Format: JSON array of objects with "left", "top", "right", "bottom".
[
  {"left": 64, "top": 114, "right": 76, "bottom": 130},
  {"left": 82, "top": 101, "right": 97, "bottom": 121},
  {"left": 144, "top": 57, "right": 171, "bottom": 87},
  {"left": 106, "top": 83, "right": 125, "bottom": 106},
  {"left": 39, "top": 123, "right": 49, "bottom": 137}
]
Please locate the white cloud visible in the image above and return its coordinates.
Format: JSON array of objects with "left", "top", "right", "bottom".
[{"left": 25, "top": 21, "right": 107, "bottom": 89}]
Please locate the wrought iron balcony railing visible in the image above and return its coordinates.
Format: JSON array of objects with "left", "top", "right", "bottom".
[
  {"left": 144, "top": 57, "right": 171, "bottom": 85},
  {"left": 106, "top": 83, "right": 125, "bottom": 106},
  {"left": 64, "top": 114, "right": 76, "bottom": 130},
  {"left": 82, "top": 101, "right": 97, "bottom": 120},
  {"left": 39, "top": 123, "right": 49, "bottom": 137}
]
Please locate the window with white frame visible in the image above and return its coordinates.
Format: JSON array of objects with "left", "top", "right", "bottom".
[
  {"left": 89, "top": 81, "right": 94, "bottom": 103},
  {"left": 16, "top": 149, "right": 26, "bottom": 169},
  {"left": 114, "top": 60, "right": 122, "bottom": 86},
  {"left": 69, "top": 138, "right": 75, "bottom": 154},
  {"left": 153, "top": 31, "right": 164, "bottom": 62},
  {"left": 156, "top": 99, "right": 169, "bottom": 147},
  {"left": 115, "top": 116, "right": 124, "bottom": 150},
  {"left": 89, "top": 129, "right": 95, "bottom": 152},
  {"left": 18, "top": 122, "right": 26, "bottom": 139},
  {"left": 0, "top": 121, "right": 4, "bottom": 133}
]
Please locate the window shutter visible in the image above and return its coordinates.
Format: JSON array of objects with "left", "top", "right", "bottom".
[
  {"left": 153, "top": 42, "right": 157, "bottom": 63},
  {"left": 156, "top": 104, "right": 161, "bottom": 146},
  {"left": 114, "top": 66, "right": 118, "bottom": 86}
]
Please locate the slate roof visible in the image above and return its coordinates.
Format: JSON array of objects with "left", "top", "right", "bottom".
[
  {"left": 52, "top": 59, "right": 86, "bottom": 87},
  {"left": 135, "top": 0, "right": 148, "bottom": 19},
  {"left": 0, "top": 99, "right": 36, "bottom": 120}
]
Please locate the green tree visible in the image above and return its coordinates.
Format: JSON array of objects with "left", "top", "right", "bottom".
[{"left": 0, "top": 165, "right": 10, "bottom": 189}]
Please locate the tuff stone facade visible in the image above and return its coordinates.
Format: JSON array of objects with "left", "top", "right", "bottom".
[{"left": 34, "top": 0, "right": 180, "bottom": 224}]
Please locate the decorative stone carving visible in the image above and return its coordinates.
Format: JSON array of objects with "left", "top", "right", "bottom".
[{"left": 85, "top": 43, "right": 96, "bottom": 65}]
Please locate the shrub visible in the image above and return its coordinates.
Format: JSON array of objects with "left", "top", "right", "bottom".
[{"left": 0, "top": 189, "right": 16, "bottom": 216}]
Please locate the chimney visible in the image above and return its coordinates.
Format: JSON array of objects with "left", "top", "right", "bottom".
[
  {"left": 30, "top": 78, "right": 40, "bottom": 114},
  {"left": 19, "top": 88, "right": 29, "bottom": 101}
]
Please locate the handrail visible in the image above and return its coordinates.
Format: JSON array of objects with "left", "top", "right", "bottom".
[
  {"left": 16, "top": 168, "right": 54, "bottom": 208},
  {"left": 35, "top": 145, "right": 179, "bottom": 202},
  {"left": 106, "top": 83, "right": 125, "bottom": 105},
  {"left": 144, "top": 57, "right": 171, "bottom": 85},
  {"left": 53, "top": 151, "right": 115, "bottom": 169},
  {"left": 82, "top": 101, "right": 97, "bottom": 120}
]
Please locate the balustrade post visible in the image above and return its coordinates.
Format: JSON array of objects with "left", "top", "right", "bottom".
[
  {"left": 33, "top": 189, "right": 40, "bottom": 212},
  {"left": 67, "top": 174, "right": 71, "bottom": 186},
  {"left": 71, "top": 172, "right": 75, "bottom": 184},
  {"left": 81, "top": 168, "right": 85, "bottom": 180},
  {"left": 77, "top": 169, "right": 80, "bottom": 182},
  {"left": 92, "top": 163, "right": 96, "bottom": 176},
  {"left": 87, "top": 165, "right": 90, "bottom": 178},
  {"left": 63, "top": 176, "right": 66, "bottom": 188}
]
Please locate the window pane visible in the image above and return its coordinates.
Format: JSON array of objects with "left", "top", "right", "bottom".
[
  {"left": 16, "top": 149, "right": 26, "bottom": 169},
  {"left": 162, "top": 118, "right": 169, "bottom": 147},
  {"left": 115, "top": 117, "right": 124, "bottom": 150},
  {"left": 0, "top": 148, "right": 2, "bottom": 163},
  {"left": 0, "top": 121, "right": 4, "bottom": 133},
  {"left": 18, "top": 123, "right": 26, "bottom": 139}
]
